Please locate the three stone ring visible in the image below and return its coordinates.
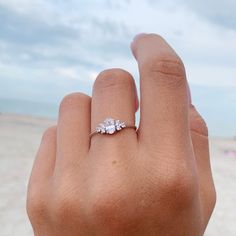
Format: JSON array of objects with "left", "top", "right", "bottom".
[{"left": 89, "top": 118, "right": 137, "bottom": 138}]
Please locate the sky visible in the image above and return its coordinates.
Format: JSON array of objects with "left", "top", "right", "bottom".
[{"left": 0, "top": 0, "right": 235, "bottom": 137}]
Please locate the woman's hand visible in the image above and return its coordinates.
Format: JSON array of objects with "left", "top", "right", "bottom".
[{"left": 27, "top": 34, "right": 216, "bottom": 236}]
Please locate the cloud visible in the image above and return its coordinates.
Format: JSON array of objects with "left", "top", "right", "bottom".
[
  {"left": 55, "top": 67, "right": 80, "bottom": 80},
  {"left": 0, "top": 1, "right": 132, "bottom": 71},
  {"left": 147, "top": 0, "right": 236, "bottom": 29},
  {"left": 186, "top": 64, "right": 236, "bottom": 88},
  {"left": 0, "top": 0, "right": 235, "bottom": 89},
  {"left": 179, "top": 0, "right": 236, "bottom": 29},
  {"left": 54, "top": 67, "right": 98, "bottom": 82},
  {"left": 0, "top": 0, "right": 235, "bottom": 136}
]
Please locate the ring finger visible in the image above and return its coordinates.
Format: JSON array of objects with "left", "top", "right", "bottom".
[{"left": 90, "top": 68, "right": 138, "bottom": 153}]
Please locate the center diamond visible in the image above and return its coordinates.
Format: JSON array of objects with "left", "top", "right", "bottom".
[
  {"left": 105, "top": 124, "right": 116, "bottom": 134},
  {"left": 104, "top": 118, "right": 116, "bottom": 134}
]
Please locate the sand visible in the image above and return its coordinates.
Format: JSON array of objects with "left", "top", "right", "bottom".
[{"left": 0, "top": 113, "right": 235, "bottom": 236}]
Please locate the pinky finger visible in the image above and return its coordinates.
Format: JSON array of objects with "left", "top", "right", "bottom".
[{"left": 189, "top": 106, "right": 216, "bottom": 224}]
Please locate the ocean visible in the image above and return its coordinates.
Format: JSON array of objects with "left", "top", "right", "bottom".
[
  {"left": 0, "top": 97, "right": 58, "bottom": 118},
  {"left": 0, "top": 97, "right": 235, "bottom": 138}
]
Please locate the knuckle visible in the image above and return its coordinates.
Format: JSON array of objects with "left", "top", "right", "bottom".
[
  {"left": 52, "top": 193, "right": 79, "bottom": 222},
  {"left": 190, "top": 106, "right": 208, "bottom": 136},
  {"left": 86, "top": 177, "right": 134, "bottom": 229},
  {"left": 211, "top": 187, "right": 217, "bottom": 210},
  {"left": 51, "top": 181, "right": 81, "bottom": 222},
  {"left": 59, "top": 92, "right": 91, "bottom": 114},
  {"left": 205, "top": 180, "right": 216, "bottom": 212},
  {"left": 91, "top": 193, "right": 121, "bottom": 217},
  {"left": 89, "top": 191, "right": 133, "bottom": 231},
  {"left": 93, "top": 68, "right": 134, "bottom": 92},
  {"left": 161, "top": 166, "right": 197, "bottom": 207},
  {"left": 145, "top": 56, "right": 186, "bottom": 88},
  {"left": 194, "top": 118, "right": 208, "bottom": 136},
  {"left": 27, "top": 188, "right": 48, "bottom": 222}
]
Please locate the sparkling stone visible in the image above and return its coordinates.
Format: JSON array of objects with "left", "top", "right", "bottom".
[
  {"left": 100, "top": 123, "right": 105, "bottom": 129},
  {"left": 115, "top": 120, "right": 120, "bottom": 124},
  {"left": 104, "top": 118, "right": 115, "bottom": 124},
  {"left": 95, "top": 118, "right": 127, "bottom": 135},
  {"left": 105, "top": 124, "right": 116, "bottom": 134},
  {"left": 99, "top": 123, "right": 106, "bottom": 133},
  {"left": 102, "top": 118, "right": 115, "bottom": 134},
  {"left": 120, "top": 122, "right": 126, "bottom": 128},
  {"left": 116, "top": 125, "right": 122, "bottom": 131}
]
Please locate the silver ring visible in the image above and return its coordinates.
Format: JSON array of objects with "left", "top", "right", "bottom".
[{"left": 90, "top": 118, "right": 136, "bottom": 138}]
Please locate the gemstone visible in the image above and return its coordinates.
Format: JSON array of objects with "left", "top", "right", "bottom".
[
  {"left": 121, "top": 122, "right": 126, "bottom": 128},
  {"left": 98, "top": 123, "right": 106, "bottom": 133},
  {"left": 104, "top": 118, "right": 114, "bottom": 124},
  {"left": 105, "top": 124, "right": 116, "bottom": 134},
  {"left": 96, "top": 118, "right": 126, "bottom": 135},
  {"left": 115, "top": 120, "right": 120, "bottom": 124},
  {"left": 116, "top": 125, "right": 122, "bottom": 130},
  {"left": 101, "top": 128, "right": 106, "bottom": 133}
]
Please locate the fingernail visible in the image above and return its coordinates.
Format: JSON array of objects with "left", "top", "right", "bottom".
[
  {"left": 133, "top": 33, "right": 147, "bottom": 42},
  {"left": 130, "top": 33, "right": 147, "bottom": 55}
]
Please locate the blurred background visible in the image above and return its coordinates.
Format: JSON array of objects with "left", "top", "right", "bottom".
[{"left": 0, "top": 0, "right": 235, "bottom": 235}]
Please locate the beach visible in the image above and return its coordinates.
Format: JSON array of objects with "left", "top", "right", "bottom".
[{"left": 0, "top": 113, "right": 235, "bottom": 236}]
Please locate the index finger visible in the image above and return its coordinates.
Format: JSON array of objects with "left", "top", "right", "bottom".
[{"left": 131, "top": 34, "right": 190, "bottom": 151}]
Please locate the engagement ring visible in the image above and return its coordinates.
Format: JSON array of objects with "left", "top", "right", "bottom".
[{"left": 90, "top": 118, "right": 136, "bottom": 138}]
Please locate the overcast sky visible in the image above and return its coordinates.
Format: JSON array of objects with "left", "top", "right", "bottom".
[{"left": 0, "top": 0, "right": 235, "bottom": 136}]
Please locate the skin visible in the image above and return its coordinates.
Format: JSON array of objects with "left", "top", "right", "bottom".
[{"left": 27, "top": 34, "right": 216, "bottom": 236}]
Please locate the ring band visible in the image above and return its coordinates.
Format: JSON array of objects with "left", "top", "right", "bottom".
[{"left": 90, "top": 118, "right": 136, "bottom": 138}]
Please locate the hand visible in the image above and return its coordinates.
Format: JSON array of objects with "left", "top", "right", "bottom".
[{"left": 27, "top": 34, "right": 216, "bottom": 236}]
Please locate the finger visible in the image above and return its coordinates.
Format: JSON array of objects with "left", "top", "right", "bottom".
[
  {"left": 189, "top": 105, "right": 216, "bottom": 222},
  {"left": 90, "top": 68, "right": 137, "bottom": 150},
  {"left": 55, "top": 93, "right": 91, "bottom": 172},
  {"left": 131, "top": 34, "right": 189, "bottom": 148},
  {"left": 28, "top": 126, "right": 56, "bottom": 187},
  {"left": 27, "top": 126, "right": 56, "bottom": 231}
]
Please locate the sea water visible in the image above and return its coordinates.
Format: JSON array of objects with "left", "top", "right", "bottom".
[{"left": 0, "top": 97, "right": 58, "bottom": 118}]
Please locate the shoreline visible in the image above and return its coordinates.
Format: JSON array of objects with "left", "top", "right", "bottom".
[
  {"left": 0, "top": 112, "right": 56, "bottom": 122},
  {"left": 1, "top": 112, "right": 235, "bottom": 140}
]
